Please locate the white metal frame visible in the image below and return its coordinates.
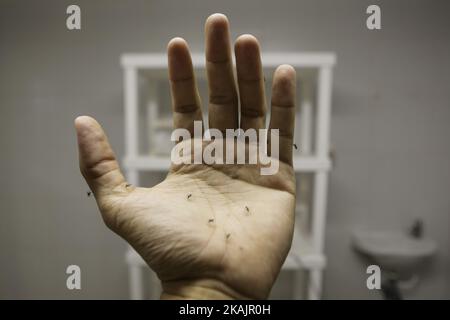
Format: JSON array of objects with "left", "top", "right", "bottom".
[{"left": 121, "top": 52, "right": 336, "bottom": 300}]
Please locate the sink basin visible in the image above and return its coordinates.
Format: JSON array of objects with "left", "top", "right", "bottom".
[{"left": 352, "top": 230, "right": 437, "bottom": 275}]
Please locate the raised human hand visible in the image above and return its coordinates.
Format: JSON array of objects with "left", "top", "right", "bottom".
[{"left": 75, "top": 13, "right": 296, "bottom": 299}]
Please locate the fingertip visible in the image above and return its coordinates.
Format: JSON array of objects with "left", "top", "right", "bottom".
[
  {"left": 167, "top": 37, "right": 189, "bottom": 53},
  {"left": 205, "top": 13, "right": 229, "bottom": 28},
  {"left": 236, "top": 34, "right": 258, "bottom": 43},
  {"left": 74, "top": 115, "right": 85, "bottom": 127},
  {"left": 235, "top": 34, "right": 260, "bottom": 51},
  {"left": 273, "top": 65, "right": 296, "bottom": 89},
  {"left": 205, "top": 13, "right": 232, "bottom": 62},
  {"left": 271, "top": 65, "right": 296, "bottom": 109},
  {"left": 74, "top": 116, "right": 107, "bottom": 148},
  {"left": 234, "top": 35, "right": 261, "bottom": 66},
  {"left": 167, "top": 37, "right": 193, "bottom": 81},
  {"left": 275, "top": 64, "right": 296, "bottom": 80},
  {"left": 74, "top": 116, "right": 100, "bottom": 135},
  {"left": 75, "top": 115, "right": 94, "bottom": 127}
]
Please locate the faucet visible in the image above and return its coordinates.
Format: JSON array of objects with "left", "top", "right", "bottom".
[{"left": 409, "top": 219, "right": 423, "bottom": 239}]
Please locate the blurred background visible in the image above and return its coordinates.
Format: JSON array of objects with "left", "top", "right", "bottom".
[{"left": 0, "top": 0, "right": 449, "bottom": 299}]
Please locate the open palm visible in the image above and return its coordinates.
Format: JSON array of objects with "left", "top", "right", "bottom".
[{"left": 75, "top": 14, "right": 297, "bottom": 299}]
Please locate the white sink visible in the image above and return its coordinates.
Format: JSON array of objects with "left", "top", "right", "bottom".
[{"left": 352, "top": 230, "right": 437, "bottom": 275}]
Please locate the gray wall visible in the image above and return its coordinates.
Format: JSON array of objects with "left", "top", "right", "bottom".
[{"left": 1, "top": 0, "right": 449, "bottom": 299}]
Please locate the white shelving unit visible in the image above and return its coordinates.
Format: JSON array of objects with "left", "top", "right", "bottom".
[{"left": 121, "top": 52, "right": 336, "bottom": 300}]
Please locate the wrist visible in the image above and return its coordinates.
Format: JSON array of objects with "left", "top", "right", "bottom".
[{"left": 160, "top": 278, "right": 251, "bottom": 300}]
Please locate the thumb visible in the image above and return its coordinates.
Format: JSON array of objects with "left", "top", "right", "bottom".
[{"left": 75, "top": 116, "right": 126, "bottom": 195}]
